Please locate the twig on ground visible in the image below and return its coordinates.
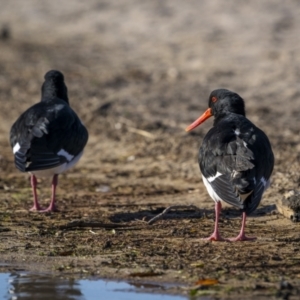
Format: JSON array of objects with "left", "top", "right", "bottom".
[
  {"left": 148, "top": 204, "right": 201, "bottom": 225},
  {"left": 127, "top": 126, "right": 156, "bottom": 139}
]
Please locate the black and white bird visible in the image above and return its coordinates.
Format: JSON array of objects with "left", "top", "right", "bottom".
[
  {"left": 186, "top": 89, "right": 274, "bottom": 241},
  {"left": 10, "top": 70, "right": 88, "bottom": 212}
]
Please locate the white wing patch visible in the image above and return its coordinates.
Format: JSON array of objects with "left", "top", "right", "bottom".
[
  {"left": 260, "top": 177, "right": 270, "bottom": 189},
  {"left": 207, "top": 171, "right": 222, "bottom": 183},
  {"left": 234, "top": 129, "right": 240, "bottom": 136},
  {"left": 55, "top": 104, "right": 64, "bottom": 111},
  {"left": 261, "top": 177, "right": 267, "bottom": 186},
  {"left": 13, "top": 143, "right": 21, "bottom": 154},
  {"left": 57, "top": 149, "right": 74, "bottom": 162}
]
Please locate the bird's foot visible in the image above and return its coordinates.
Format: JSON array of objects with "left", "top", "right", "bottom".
[
  {"left": 228, "top": 233, "right": 256, "bottom": 242},
  {"left": 202, "top": 232, "right": 228, "bottom": 242},
  {"left": 29, "top": 204, "right": 44, "bottom": 212},
  {"left": 39, "top": 205, "right": 59, "bottom": 213}
]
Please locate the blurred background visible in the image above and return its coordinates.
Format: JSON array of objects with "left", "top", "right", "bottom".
[{"left": 0, "top": 0, "right": 299, "bottom": 209}]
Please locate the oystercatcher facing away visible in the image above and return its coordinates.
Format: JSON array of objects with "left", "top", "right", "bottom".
[
  {"left": 10, "top": 70, "right": 88, "bottom": 212},
  {"left": 186, "top": 89, "right": 274, "bottom": 241}
]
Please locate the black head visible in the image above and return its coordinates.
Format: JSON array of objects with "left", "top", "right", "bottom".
[
  {"left": 41, "top": 70, "right": 69, "bottom": 104},
  {"left": 209, "top": 89, "right": 245, "bottom": 118},
  {"left": 186, "top": 89, "right": 245, "bottom": 132}
]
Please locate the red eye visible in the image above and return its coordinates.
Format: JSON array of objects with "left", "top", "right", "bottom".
[{"left": 212, "top": 96, "right": 217, "bottom": 103}]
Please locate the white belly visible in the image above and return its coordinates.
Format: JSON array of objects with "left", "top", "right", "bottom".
[
  {"left": 202, "top": 174, "right": 270, "bottom": 203},
  {"left": 202, "top": 174, "right": 222, "bottom": 203},
  {"left": 30, "top": 151, "right": 84, "bottom": 178}
]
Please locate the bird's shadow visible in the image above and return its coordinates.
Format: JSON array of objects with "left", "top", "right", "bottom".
[
  {"left": 222, "top": 204, "right": 276, "bottom": 218},
  {"left": 109, "top": 204, "right": 276, "bottom": 223}
]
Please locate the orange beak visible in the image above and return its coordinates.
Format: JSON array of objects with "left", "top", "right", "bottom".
[{"left": 185, "top": 108, "right": 213, "bottom": 132}]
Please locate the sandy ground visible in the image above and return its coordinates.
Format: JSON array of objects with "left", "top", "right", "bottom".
[{"left": 1, "top": 0, "right": 300, "bottom": 299}]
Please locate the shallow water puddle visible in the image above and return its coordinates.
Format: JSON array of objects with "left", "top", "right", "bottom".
[{"left": 0, "top": 272, "right": 187, "bottom": 300}]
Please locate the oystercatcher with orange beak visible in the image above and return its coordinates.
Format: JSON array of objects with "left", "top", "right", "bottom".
[{"left": 186, "top": 89, "right": 274, "bottom": 241}]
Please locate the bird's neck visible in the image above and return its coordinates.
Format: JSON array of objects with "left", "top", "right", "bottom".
[
  {"left": 41, "top": 81, "right": 69, "bottom": 104},
  {"left": 213, "top": 111, "right": 245, "bottom": 126}
]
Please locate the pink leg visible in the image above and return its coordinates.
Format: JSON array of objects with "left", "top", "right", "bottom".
[
  {"left": 202, "top": 202, "right": 227, "bottom": 241},
  {"left": 228, "top": 212, "right": 256, "bottom": 242},
  {"left": 40, "top": 174, "right": 59, "bottom": 212},
  {"left": 29, "top": 175, "right": 43, "bottom": 211}
]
